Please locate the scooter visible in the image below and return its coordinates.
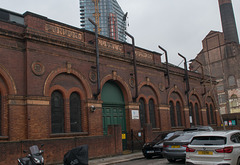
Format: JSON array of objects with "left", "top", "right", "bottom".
[{"left": 17, "top": 144, "right": 44, "bottom": 165}]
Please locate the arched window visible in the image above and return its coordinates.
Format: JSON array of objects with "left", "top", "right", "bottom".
[
  {"left": 189, "top": 102, "right": 194, "bottom": 125},
  {"left": 70, "top": 92, "right": 82, "bottom": 132},
  {"left": 139, "top": 98, "right": 146, "bottom": 128},
  {"left": 230, "top": 94, "right": 238, "bottom": 109},
  {"left": 176, "top": 101, "right": 182, "bottom": 126},
  {"left": 195, "top": 103, "right": 200, "bottom": 125},
  {"left": 228, "top": 75, "right": 236, "bottom": 87},
  {"left": 149, "top": 99, "right": 156, "bottom": 128},
  {"left": 51, "top": 91, "right": 64, "bottom": 133},
  {"left": 206, "top": 104, "right": 210, "bottom": 124},
  {"left": 169, "top": 101, "right": 175, "bottom": 127},
  {"left": 210, "top": 104, "right": 215, "bottom": 124}
]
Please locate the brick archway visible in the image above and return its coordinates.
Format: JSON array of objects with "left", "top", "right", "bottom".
[
  {"left": 189, "top": 89, "right": 203, "bottom": 108},
  {"left": 167, "top": 86, "right": 185, "bottom": 105},
  {"left": 100, "top": 73, "right": 132, "bottom": 103},
  {"left": 138, "top": 81, "right": 161, "bottom": 105},
  {"left": 43, "top": 68, "right": 92, "bottom": 99},
  {"left": 0, "top": 64, "right": 17, "bottom": 95},
  {"left": 168, "top": 86, "right": 187, "bottom": 128}
]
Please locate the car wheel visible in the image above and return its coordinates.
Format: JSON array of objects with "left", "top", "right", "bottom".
[
  {"left": 144, "top": 155, "right": 152, "bottom": 159},
  {"left": 237, "top": 157, "right": 240, "bottom": 165},
  {"left": 167, "top": 158, "right": 176, "bottom": 162}
]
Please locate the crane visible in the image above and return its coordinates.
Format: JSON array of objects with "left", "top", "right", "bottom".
[{"left": 92, "top": 0, "right": 101, "bottom": 33}]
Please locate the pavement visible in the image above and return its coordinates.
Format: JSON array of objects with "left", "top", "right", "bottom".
[
  {"left": 89, "top": 151, "right": 144, "bottom": 165},
  {"left": 53, "top": 150, "right": 144, "bottom": 165}
]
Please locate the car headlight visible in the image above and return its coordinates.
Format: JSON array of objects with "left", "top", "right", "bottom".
[{"left": 34, "top": 158, "right": 40, "bottom": 164}]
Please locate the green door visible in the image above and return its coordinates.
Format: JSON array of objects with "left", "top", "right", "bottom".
[{"left": 101, "top": 81, "right": 127, "bottom": 150}]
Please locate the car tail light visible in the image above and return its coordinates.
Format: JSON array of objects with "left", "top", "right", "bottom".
[
  {"left": 163, "top": 144, "right": 169, "bottom": 148},
  {"left": 215, "top": 146, "right": 233, "bottom": 153},
  {"left": 186, "top": 147, "right": 195, "bottom": 152}
]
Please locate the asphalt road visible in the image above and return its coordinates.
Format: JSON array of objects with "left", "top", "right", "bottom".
[{"left": 114, "top": 157, "right": 185, "bottom": 165}]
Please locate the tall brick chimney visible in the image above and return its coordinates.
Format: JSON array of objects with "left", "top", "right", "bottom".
[{"left": 218, "top": 0, "right": 239, "bottom": 43}]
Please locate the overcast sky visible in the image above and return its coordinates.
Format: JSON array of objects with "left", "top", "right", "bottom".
[{"left": 1, "top": 0, "right": 240, "bottom": 67}]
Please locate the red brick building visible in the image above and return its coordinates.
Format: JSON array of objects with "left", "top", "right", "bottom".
[
  {"left": 0, "top": 8, "right": 220, "bottom": 164},
  {"left": 190, "top": 0, "right": 240, "bottom": 116}
]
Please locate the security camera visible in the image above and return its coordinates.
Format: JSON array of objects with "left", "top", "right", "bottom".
[{"left": 90, "top": 105, "right": 96, "bottom": 112}]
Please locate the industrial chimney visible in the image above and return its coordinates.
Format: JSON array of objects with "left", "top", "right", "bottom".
[{"left": 218, "top": 0, "right": 239, "bottom": 44}]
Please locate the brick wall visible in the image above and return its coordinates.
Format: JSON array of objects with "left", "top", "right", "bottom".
[
  {"left": 0, "top": 9, "right": 220, "bottom": 160},
  {"left": 0, "top": 125, "right": 122, "bottom": 165}
]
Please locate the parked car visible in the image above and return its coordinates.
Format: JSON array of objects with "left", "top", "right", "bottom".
[
  {"left": 162, "top": 131, "right": 200, "bottom": 162},
  {"left": 183, "top": 126, "right": 214, "bottom": 132},
  {"left": 142, "top": 131, "right": 183, "bottom": 159},
  {"left": 186, "top": 130, "right": 240, "bottom": 165}
]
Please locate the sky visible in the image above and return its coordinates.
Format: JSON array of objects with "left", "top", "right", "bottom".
[{"left": 1, "top": 0, "right": 240, "bottom": 67}]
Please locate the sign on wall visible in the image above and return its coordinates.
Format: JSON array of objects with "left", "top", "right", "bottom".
[{"left": 132, "top": 110, "right": 139, "bottom": 119}]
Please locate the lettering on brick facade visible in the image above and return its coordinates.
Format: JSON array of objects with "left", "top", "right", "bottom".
[
  {"left": 135, "top": 50, "right": 153, "bottom": 61},
  {"left": 45, "top": 24, "right": 83, "bottom": 41},
  {"left": 98, "top": 39, "right": 123, "bottom": 52}
]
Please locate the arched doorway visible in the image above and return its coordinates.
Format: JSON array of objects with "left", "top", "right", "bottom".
[{"left": 101, "top": 80, "right": 127, "bottom": 150}]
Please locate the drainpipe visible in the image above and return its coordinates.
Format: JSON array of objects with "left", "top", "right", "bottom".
[
  {"left": 178, "top": 53, "right": 191, "bottom": 125},
  {"left": 125, "top": 31, "right": 138, "bottom": 102},
  {"left": 88, "top": 18, "right": 100, "bottom": 99},
  {"left": 158, "top": 45, "right": 170, "bottom": 89},
  {"left": 190, "top": 59, "right": 206, "bottom": 96}
]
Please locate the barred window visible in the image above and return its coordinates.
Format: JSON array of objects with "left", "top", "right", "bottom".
[
  {"left": 195, "top": 103, "right": 200, "bottom": 125},
  {"left": 206, "top": 104, "right": 210, "bottom": 124},
  {"left": 210, "top": 104, "right": 215, "bottom": 124},
  {"left": 230, "top": 94, "right": 238, "bottom": 108},
  {"left": 216, "top": 85, "right": 224, "bottom": 92},
  {"left": 228, "top": 76, "right": 236, "bottom": 87},
  {"left": 139, "top": 98, "right": 146, "bottom": 128},
  {"left": 70, "top": 92, "right": 82, "bottom": 132},
  {"left": 218, "top": 93, "right": 226, "bottom": 104},
  {"left": 51, "top": 91, "right": 64, "bottom": 133},
  {"left": 189, "top": 102, "right": 194, "bottom": 124},
  {"left": 176, "top": 101, "right": 182, "bottom": 126},
  {"left": 170, "top": 101, "right": 175, "bottom": 127},
  {"left": 149, "top": 99, "right": 156, "bottom": 128}
]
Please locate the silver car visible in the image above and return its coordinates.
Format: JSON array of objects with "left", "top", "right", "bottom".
[
  {"left": 162, "top": 131, "right": 199, "bottom": 163},
  {"left": 186, "top": 130, "right": 240, "bottom": 165}
]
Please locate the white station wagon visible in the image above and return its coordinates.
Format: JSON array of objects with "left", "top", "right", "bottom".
[{"left": 186, "top": 130, "right": 240, "bottom": 165}]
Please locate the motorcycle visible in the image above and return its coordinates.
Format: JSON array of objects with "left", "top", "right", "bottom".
[
  {"left": 17, "top": 144, "right": 44, "bottom": 165},
  {"left": 64, "top": 145, "right": 88, "bottom": 165}
]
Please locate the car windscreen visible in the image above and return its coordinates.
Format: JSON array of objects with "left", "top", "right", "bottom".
[
  {"left": 152, "top": 132, "right": 169, "bottom": 143},
  {"left": 29, "top": 145, "right": 40, "bottom": 154},
  {"left": 164, "top": 132, "right": 174, "bottom": 140},
  {"left": 164, "top": 131, "right": 183, "bottom": 140},
  {"left": 170, "top": 133, "right": 196, "bottom": 142},
  {"left": 191, "top": 136, "right": 226, "bottom": 145}
]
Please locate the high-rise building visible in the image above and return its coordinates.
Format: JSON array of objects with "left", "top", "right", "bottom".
[{"left": 79, "top": 0, "right": 126, "bottom": 42}]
